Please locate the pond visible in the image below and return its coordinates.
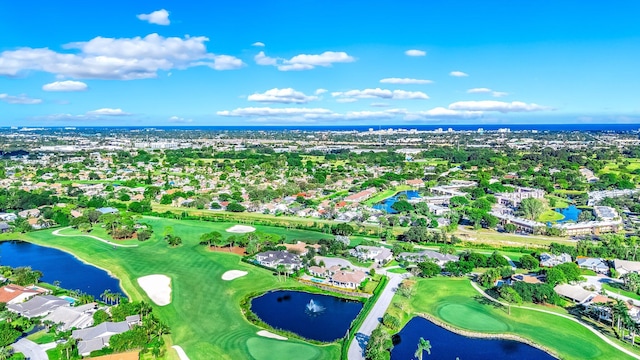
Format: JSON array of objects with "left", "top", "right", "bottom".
[
  {"left": 554, "top": 205, "right": 582, "bottom": 223},
  {"left": 250, "top": 290, "right": 363, "bottom": 342},
  {"left": 373, "top": 190, "right": 421, "bottom": 214},
  {"left": 391, "top": 317, "right": 555, "bottom": 360},
  {"left": 0, "top": 240, "right": 124, "bottom": 299}
]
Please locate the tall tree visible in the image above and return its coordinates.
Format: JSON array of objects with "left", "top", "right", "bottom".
[{"left": 414, "top": 337, "right": 431, "bottom": 360}]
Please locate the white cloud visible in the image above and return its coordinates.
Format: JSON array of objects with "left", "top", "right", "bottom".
[
  {"left": 336, "top": 98, "right": 357, "bottom": 103},
  {"left": 467, "top": 88, "right": 509, "bottom": 98},
  {"left": 254, "top": 51, "right": 278, "bottom": 66},
  {"left": 137, "top": 9, "right": 170, "bottom": 25},
  {"left": 42, "top": 80, "right": 88, "bottom": 92},
  {"left": 217, "top": 107, "right": 333, "bottom": 117},
  {"left": 252, "top": 42, "right": 265, "bottom": 47},
  {"left": 332, "top": 88, "right": 429, "bottom": 100},
  {"left": 405, "top": 49, "right": 426, "bottom": 57},
  {"left": 254, "top": 51, "right": 355, "bottom": 71},
  {"left": 0, "top": 33, "right": 244, "bottom": 80},
  {"left": 168, "top": 116, "right": 192, "bottom": 123},
  {"left": 315, "top": 88, "right": 327, "bottom": 95},
  {"left": 86, "top": 108, "right": 130, "bottom": 116},
  {"left": 412, "top": 107, "right": 482, "bottom": 119},
  {"left": 448, "top": 100, "right": 550, "bottom": 113},
  {"left": 0, "top": 93, "right": 42, "bottom": 104},
  {"left": 380, "top": 78, "right": 432, "bottom": 84},
  {"left": 450, "top": 71, "right": 469, "bottom": 77},
  {"left": 370, "top": 102, "right": 390, "bottom": 107},
  {"left": 247, "top": 88, "right": 318, "bottom": 104},
  {"left": 467, "top": 87, "right": 492, "bottom": 94}
]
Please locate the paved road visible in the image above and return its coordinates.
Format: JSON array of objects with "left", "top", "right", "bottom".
[
  {"left": 469, "top": 281, "right": 640, "bottom": 360},
  {"left": 347, "top": 272, "right": 405, "bottom": 360},
  {"left": 12, "top": 338, "right": 48, "bottom": 360}
]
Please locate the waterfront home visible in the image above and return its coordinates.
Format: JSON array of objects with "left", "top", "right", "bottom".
[
  {"left": 397, "top": 250, "right": 459, "bottom": 267},
  {"left": 330, "top": 270, "right": 367, "bottom": 289},
  {"left": 43, "top": 302, "right": 97, "bottom": 331},
  {"left": 255, "top": 251, "right": 302, "bottom": 270},
  {"left": 72, "top": 315, "right": 141, "bottom": 356},
  {"left": 344, "top": 188, "right": 377, "bottom": 203},
  {"left": 7, "top": 295, "right": 70, "bottom": 318},
  {"left": 613, "top": 259, "right": 640, "bottom": 276},
  {"left": 539, "top": 252, "right": 572, "bottom": 267},
  {"left": 576, "top": 257, "right": 609, "bottom": 274},
  {"left": 406, "top": 179, "right": 425, "bottom": 188},
  {"left": 0, "top": 284, "right": 46, "bottom": 304},
  {"left": 349, "top": 245, "right": 393, "bottom": 265}
]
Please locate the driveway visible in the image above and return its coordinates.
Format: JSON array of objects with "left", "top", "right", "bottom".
[
  {"left": 12, "top": 338, "right": 48, "bottom": 360},
  {"left": 347, "top": 273, "right": 405, "bottom": 360}
]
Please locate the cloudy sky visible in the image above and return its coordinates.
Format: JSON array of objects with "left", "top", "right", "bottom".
[{"left": 1, "top": 1, "right": 639, "bottom": 126}]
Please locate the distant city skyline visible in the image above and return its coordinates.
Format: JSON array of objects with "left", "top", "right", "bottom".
[{"left": 1, "top": 1, "right": 639, "bottom": 126}]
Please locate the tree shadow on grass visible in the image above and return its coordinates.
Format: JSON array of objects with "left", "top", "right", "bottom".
[{"left": 474, "top": 295, "right": 505, "bottom": 311}]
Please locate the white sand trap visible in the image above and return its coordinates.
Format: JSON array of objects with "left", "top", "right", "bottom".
[
  {"left": 226, "top": 225, "right": 256, "bottom": 233},
  {"left": 222, "top": 270, "right": 248, "bottom": 281},
  {"left": 257, "top": 330, "right": 287, "bottom": 340},
  {"left": 137, "top": 275, "right": 171, "bottom": 306},
  {"left": 172, "top": 345, "right": 190, "bottom": 360}
]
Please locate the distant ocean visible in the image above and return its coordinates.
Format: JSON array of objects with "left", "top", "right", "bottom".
[{"left": 5, "top": 124, "right": 640, "bottom": 132}]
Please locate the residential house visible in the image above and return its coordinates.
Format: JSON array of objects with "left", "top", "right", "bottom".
[
  {"left": 554, "top": 284, "right": 595, "bottom": 304},
  {"left": 7, "top": 295, "right": 70, "bottom": 318},
  {"left": 397, "top": 250, "right": 459, "bottom": 267},
  {"left": 349, "top": 245, "right": 393, "bottom": 265},
  {"left": 613, "top": 259, "right": 640, "bottom": 276},
  {"left": 284, "top": 241, "right": 320, "bottom": 256},
  {"left": 576, "top": 257, "right": 609, "bottom": 274},
  {"left": 43, "top": 303, "right": 98, "bottom": 331},
  {"left": 539, "top": 253, "right": 572, "bottom": 267},
  {"left": 0, "top": 213, "right": 17, "bottom": 222},
  {"left": 0, "top": 284, "right": 46, "bottom": 304},
  {"left": 511, "top": 274, "right": 545, "bottom": 284},
  {"left": 255, "top": 251, "right": 302, "bottom": 270},
  {"left": 344, "top": 188, "right": 377, "bottom": 203},
  {"left": 308, "top": 265, "right": 342, "bottom": 278},
  {"left": 72, "top": 315, "right": 141, "bottom": 356},
  {"left": 0, "top": 222, "right": 9, "bottom": 233},
  {"left": 18, "top": 208, "right": 41, "bottom": 219},
  {"left": 406, "top": 179, "right": 425, "bottom": 188},
  {"left": 330, "top": 270, "right": 367, "bottom": 289}
]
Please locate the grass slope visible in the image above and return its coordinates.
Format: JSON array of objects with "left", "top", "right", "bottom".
[
  {"left": 537, "top": 210, "right": 565, "bottom": 223},
  {"left": 20, "top": 217, "right": 340, "bottom": 360},
  {"left": 388, "top": 278, "right": 635, "bottom": 360}
]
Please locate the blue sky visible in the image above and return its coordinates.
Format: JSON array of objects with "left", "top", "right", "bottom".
[{"left": 1, "top": 1, "right": 639, "bottom": 126}]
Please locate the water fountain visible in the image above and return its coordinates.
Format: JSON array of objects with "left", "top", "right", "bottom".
[{"left": 306, "top": 299, "right": 325, "bottom": 313}]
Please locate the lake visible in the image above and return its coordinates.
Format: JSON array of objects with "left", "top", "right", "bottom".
[
  {"left": 250, "top": 290, "right": 363, "bottom": 342},
  {"left": 0, "top": 240, "right": 123, "bottom": 299},
  {"left": 554, "top": 205, "right": 582, "bottom": 223},
  {"left": 373, "top": 190, "right": 421, "bottom": 214},
  {"left": 391, "top": 317, "right": 555, "bottom": 360}
]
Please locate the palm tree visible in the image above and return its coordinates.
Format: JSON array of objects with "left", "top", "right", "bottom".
[
  {"left": 612, "top": 299, "right": 629, "bottom": 335},
  {"left": 100, "top": 289, "right": 111, "bottom": 304},
  {"left": 414, "top": 337, "right": 431, "bottom": 360},
  {"left": 275, "top": 265, "right": 286, "bottom": 282},
  {"left": 0, "top": 347, "right": 12, "bottom": 360}
]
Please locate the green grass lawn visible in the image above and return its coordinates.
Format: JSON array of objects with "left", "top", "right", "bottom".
[
  {"left": 387, "top": 278, "right": 635, "bottom": 360},
  {"left": 537, "top": 210, "right": 565, "bottom": 223},
  {"left": 363, "top": 185, "right": 413, "bottom": 206},
  {"left": 602, "top": 283, "right": 640, "bottom": 301},
  {"left": 26, "top": 330, "right": 56, "bottom": 344},
  {"left": 17, "top": 217, "right": 342, "bottom": 360}
]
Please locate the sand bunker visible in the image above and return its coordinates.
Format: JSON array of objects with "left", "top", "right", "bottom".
[
  {"left": 137, "top": 275, "right": 171, "bottom": 306},
  {"left": 172, "top": 345, "right": 190, "bottom": 360},
  {"left": 226, "top": 225, "right": 256, "bottom": 233},
  {"left": 257, "top": 330, "right": 287, "bottom": 340},
  {"left": 222, "top": 270, "right": 248, "bottom": 281}
]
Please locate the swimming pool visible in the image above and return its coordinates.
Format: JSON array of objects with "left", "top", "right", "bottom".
[
  {"left": 311, "top": 278, "right": 325, "bottom": 283},
  {"left": 60, "top": 296, "right": 76, "bottom": 304}
]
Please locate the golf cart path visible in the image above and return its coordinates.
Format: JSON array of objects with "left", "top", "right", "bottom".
[
  {"left": 347, "top": 272, "right": 405, "bottom": 360},
  {"left": 469, "top": 281, "right": 640, "bottom": 360},
  {"left": 52, "top": 227, "right": 138, "bottom": 248}
]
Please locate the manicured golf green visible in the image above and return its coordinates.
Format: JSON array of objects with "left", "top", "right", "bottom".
[
  {"left": 392, "top": 278, "right": 635, "bottom": 360},
  {"left": 17, "top": 217, "right": 341, "bottom": 360}
]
